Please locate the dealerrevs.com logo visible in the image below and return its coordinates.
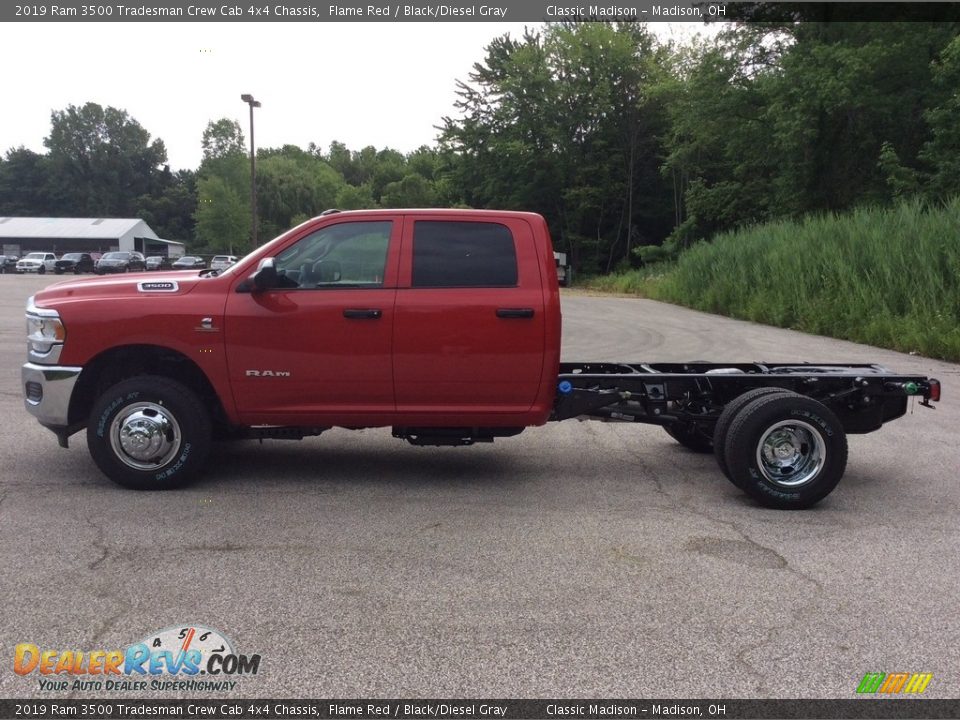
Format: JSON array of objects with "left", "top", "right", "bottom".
[
  {"left": 856, "top": 672, "right": 933, "bottom": 695},
  {"left": 14, "top": 625, "right": 261, "bottom": 693}
]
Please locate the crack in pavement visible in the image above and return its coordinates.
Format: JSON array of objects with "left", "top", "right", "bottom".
[
  {"left": 692, "top": 507, "right": 825, "bottom": 692},
  {"left": 86, "top": 517, "right": 109, "bottom": 571},
  {"left": 84, "top": 518, "right": 134, "bottom": 641}
]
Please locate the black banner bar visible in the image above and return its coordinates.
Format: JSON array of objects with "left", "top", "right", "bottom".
[
  {"left": 3, "top": 1, "right": 960, "bottom": 23},
  {"left": 2, "top": 699, "right": 960, "bottom": 720}
]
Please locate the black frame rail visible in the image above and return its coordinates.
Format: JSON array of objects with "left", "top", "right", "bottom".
[{"left": 552, "top": 361, "right": 940, "bottom": 434}]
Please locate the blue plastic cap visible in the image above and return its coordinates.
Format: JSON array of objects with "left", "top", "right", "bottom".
[{"left": 558, "top": 380, "right": 573, "bottom": 394}]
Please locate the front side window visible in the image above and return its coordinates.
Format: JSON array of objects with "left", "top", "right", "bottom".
[
  {"left": 275, "top": 221, "right": 391, "bottom": 289},
  {"left": 412, "top": 221, "right": 517, "bottom": 288}
]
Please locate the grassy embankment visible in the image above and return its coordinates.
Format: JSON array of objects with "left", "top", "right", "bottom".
[{"left": 584, "top": 199, "right": 960, "bottom": 361}]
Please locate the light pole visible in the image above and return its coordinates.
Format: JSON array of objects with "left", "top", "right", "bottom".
[{"left": 240, "top": 94, "right": 261, "bottom": 249}]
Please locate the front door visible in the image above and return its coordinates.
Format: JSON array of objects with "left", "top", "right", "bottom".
[{"left": 225, "top": 218, "right": 401, "bottom": 424}]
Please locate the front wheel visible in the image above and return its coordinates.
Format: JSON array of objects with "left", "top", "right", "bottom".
[
  {"left": 87, "top": 375, "right": 212, "bottom": 490},
  {"left": 724, "top": 394, "right": 847, "bottom": 509},
  {"left": 38, "top": 265, "right": 46, "bottom": 275}
]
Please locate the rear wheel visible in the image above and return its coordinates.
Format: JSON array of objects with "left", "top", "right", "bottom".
[
  {"left": 713, "top": 387, "right": 794, "bottom": 484},
  {"left": 724, "top": 393, "right": 847, "bottom": 509},
  {"left": 663, "top": 423, "right": 714, "bottom": 453},
  {"left": 87, "top": 375, "right": 212, "bottom": 490}
]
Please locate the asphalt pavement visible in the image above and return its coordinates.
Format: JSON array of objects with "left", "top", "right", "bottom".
[{"left": 0, "top": 274, "right": 957, "bottom": 700}]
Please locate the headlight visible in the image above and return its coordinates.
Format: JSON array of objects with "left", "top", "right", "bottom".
[{"left": 25, "top": 296, "right": 66, "bottom": 361}]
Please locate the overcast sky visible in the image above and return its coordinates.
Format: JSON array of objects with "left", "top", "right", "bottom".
[{"left": 3, "top": 22, "right": 716, "bottom": 172}]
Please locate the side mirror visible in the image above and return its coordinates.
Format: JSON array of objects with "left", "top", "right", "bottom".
[
  {"left": 253, "top": 257, "right": 278, "bottom": 291},
  {"left": 237, "top": 257, "right": 277, "bottom": 293}
]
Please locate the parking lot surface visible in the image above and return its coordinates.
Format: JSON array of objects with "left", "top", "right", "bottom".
[{"left": 1, "top": 274, "right": 957, "bottom": 699}]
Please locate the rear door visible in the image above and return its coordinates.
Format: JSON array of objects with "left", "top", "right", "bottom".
[
  {"left": 393, "top": 215, "right": 546, "bottom": 413},
  {"left": 225, "top": 217, "right": 401, "bottom": 422}
]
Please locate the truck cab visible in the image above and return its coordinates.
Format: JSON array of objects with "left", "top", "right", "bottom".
[
  {"left": 224, "top": 210, "right": 561, "bottom": 426},
  {"left": 22, "top": 210, "right": 562, "bottom": 489}
]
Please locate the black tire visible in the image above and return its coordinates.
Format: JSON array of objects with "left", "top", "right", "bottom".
[
  {"left": 86, "top": 375, "right": 212, "bottom": 490},
  {"left": 663, "top": 423, "right": 714, "bottom": 453},
  {"left": 38, "top": 265, "right": 45, "bottom": 275},
  {"left": 713, "top": 387, "right": 795, "bottom": 484},
  {"left": 724, "top": 393, "right": 848, "bottom": 510}
]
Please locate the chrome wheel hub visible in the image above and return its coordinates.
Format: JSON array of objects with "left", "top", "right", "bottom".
[
  {"left": 756, "top": 420, "right": 825, "bottom": 488},
  {"left": 110, "top": 402, "right": 182, "bottom": 471}
]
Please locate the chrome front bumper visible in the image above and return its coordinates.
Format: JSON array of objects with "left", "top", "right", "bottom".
[{"left": 22, "top": 363, "right": 82, "bottom": 428}]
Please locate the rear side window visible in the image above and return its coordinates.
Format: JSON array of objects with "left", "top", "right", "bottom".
[{"left": 412, "top": 221, "right": 517, "bottom": 288}]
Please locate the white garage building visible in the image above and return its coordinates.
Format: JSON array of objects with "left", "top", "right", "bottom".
[{"left": 0, "top": 217, "right": 185, "bottom": 258}]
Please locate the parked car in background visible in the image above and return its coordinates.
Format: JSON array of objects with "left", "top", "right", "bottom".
[
  {"left": 172, "top": 256, "right": 207, "bottom": 270},
  {"left": 0, "top": 255, "right": 18, "bottom": 274},
  {"left": 95, "top": 251, "right": 146, "bottom": 274},
  {"left": 54, "top": 253, "right": 97, "bottom": 274},
  {"left": 17, "top": 252, "right": 58, "bottom": 274},
  {"left": 209, "top": 255, "right": 238, "bottom": 272},
  {"left": 146, "top": 256, "right": 173, "bottom": 271}
]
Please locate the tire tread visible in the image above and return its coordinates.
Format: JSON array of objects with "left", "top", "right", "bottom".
[
  {"left": 713, "top": 387, "right": 795, "bottom": 483},
  {"left": 86, "top": 375, "right": 211, "bottom": 490},
  {"left": 724, "top": 393, "right": 848, "bottom": 509}
]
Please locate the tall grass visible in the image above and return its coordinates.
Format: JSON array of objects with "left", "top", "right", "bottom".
[
  {"left": 580, "top": 262, "right": 677, "bottom": 296},
  {"left": 590, "top": 199, "right": 960, "bottom": 361}
]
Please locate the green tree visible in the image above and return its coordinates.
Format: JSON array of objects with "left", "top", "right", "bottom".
[
  {"left": 660, "top": 22, "right": 959, "bottom": 244},
  {"left": 381, "top": 174, "right": 437, "bottom": 208},
  {"left": 660, "top": 32, "right": 776, "bottom": 247},
  {"left": 43, "top": 102, "right": 168, "bottom": 217},
  {"left": 195, "top": 118, "right": 252, "bottom": 251},
  {"left": 195, "top": 175, "right": 249, "bottom": 253},
  {"left": 441, "top": 22, "right": 674, "bottom": 272},
  {"left": 256, "top": 147, "right": 343, "bottom": 239},
  {"left": 202, "top": 118, "right": 245, "bottom": 160},
  {"left": 767, "top": 23, "right": 953, "bottom": 211},
  {"left": 335, "top": 184, "right": 376, "bottom": 210},
  {"left": 370, "top": 148, "right": 406, "bottom": 202},
  {"left": 0, "top": 148, "right": 56, "bottom": 216},
  {"left": 136, "top": 169, "right": 197, "bottom": 243},
  {"left": 921, "top": 35, "right": 960, "bottom": 199}
]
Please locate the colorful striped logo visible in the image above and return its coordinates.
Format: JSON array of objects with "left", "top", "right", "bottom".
[{"left": 857, "top": 672, "right": 933, "bottom": 694}]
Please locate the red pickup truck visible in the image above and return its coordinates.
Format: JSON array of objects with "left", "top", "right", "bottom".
[{"left": 22, "top": 209, "right": 940, "bottom": 509}]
